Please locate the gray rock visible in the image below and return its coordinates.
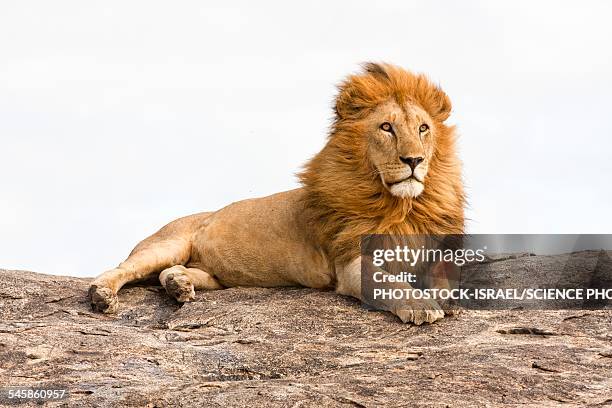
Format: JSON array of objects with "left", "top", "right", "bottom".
[{"left": 0, "top": 259, "right": 611, "bottom": 407}]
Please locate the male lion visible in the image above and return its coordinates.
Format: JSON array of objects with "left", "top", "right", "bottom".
[{"left": 89, "top": 62, "right": 465, "bottom": 324}]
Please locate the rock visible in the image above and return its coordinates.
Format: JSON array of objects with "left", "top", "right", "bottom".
[{"left": 0, "top": 259, "right": 611, "bottom": 407}]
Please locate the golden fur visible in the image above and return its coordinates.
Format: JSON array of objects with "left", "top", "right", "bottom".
[{"left": 89, "top": 63, "right": 465, "bottom": 325}]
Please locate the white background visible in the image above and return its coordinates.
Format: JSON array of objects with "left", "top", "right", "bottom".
[{"left": 1, "top": 1, "right": 611, "bottom": 277}]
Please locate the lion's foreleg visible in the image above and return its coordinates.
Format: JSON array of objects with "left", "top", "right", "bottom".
[{"left": 335, "top": 257, "right": 445, "bottom": 325}]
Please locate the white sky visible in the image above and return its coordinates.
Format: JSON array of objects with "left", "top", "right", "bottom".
[{"left": 1, "top": 1, "right": 611, "bottom": 277}]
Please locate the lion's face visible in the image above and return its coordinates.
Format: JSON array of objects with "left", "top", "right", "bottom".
[{"left": 365, "top": 99, "right": 435, "bottom": 198}]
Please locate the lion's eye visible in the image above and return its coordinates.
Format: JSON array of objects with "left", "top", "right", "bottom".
[
  {"left": 419, "top": 124, "right": 429, "bottom": 133},
  {"left": 380, "top": 122, "right": 393, "bottom": 132}
]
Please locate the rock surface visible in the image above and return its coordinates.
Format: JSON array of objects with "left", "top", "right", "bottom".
[{"left": 0, "top": 255, "right": 611, "bottom": 407}]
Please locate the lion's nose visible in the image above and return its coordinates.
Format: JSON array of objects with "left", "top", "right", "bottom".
[{"left": 400, "top": 156, "right": 424, "bottom": 170}]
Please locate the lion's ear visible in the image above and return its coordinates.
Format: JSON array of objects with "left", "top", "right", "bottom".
[
  {"left": 334, "top": 82, "right": 360, "bottom": 119},
  {"left": 335, "top": 62, "right": 390, "bottom": 119}
]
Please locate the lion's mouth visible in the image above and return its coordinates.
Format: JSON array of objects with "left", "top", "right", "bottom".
[{"left": 388, "top": 176, "right": 422, "bottom": 185}]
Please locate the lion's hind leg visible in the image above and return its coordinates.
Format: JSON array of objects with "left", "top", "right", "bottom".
[
  {"left": 159, "top": 265, "right": 223, "bottom": 303},
  {"left": 89, "top": 238, "right": 191, "bottom": 313}
]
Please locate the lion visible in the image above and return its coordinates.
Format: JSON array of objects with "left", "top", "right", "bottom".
[{"left": 89, "top": 62, "right": 465, "bottom": 324}]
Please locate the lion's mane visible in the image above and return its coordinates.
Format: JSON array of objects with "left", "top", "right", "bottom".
[{"left": 299, "top": 63, "right": 465, "bottom": 265}]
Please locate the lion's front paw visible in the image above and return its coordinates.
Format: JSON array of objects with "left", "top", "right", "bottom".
[
  {"left": 164, "top": 272, "right": 195, "bottom": 303},
  {"left": 393, "top": 299, "right": 445, "bottom": 325},
  {"left": 88, "top": 284, "right": 119, "bottom": 314}
]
